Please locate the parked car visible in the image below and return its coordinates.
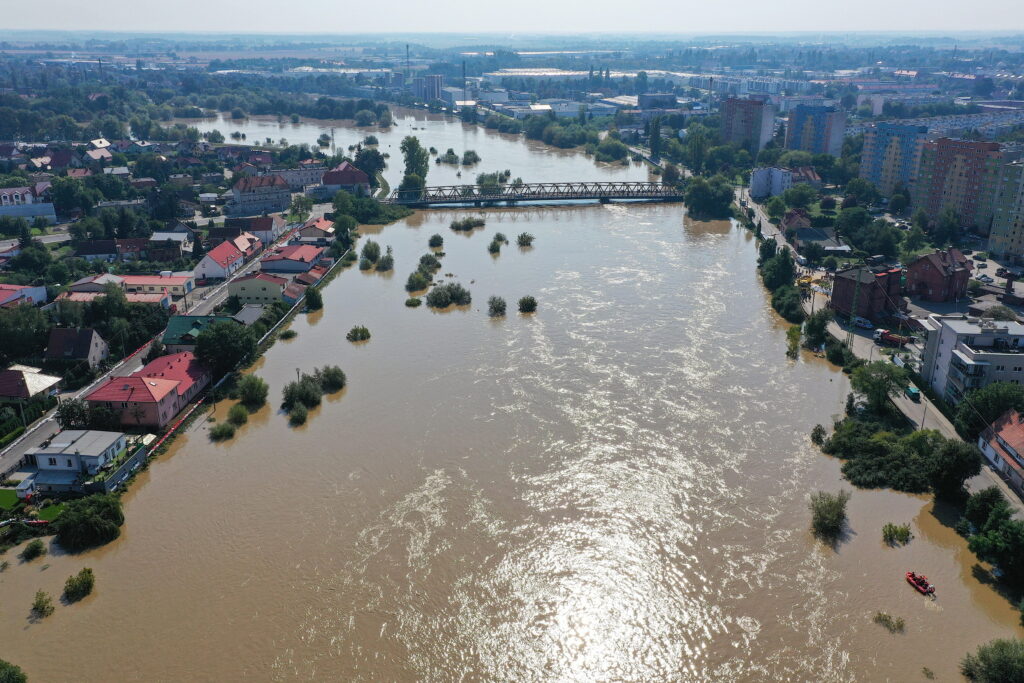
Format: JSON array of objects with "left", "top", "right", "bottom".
[
  {"left": 904, "top": 386, "right": 921, "bottom": 402},
  {"left": 977, "top": 262, "right": 988, "bottom": 269},
  {"left": 978, "top": 274, "right": 994, "bottom": 283},
  {"left": 853, "top": 316, "right": 874, "bottom": 330}
]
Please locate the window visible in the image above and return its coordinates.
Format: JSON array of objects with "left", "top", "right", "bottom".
[
  {"left": 67, "top": 459, "right": 73, "bottom": 468},
  {"left": 47, "top": 457, "right": 56, "bottom": 466}
]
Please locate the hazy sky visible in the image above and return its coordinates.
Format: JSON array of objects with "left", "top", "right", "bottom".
[{"left": 5, "top": 0, "right": 1024, "bottom": 34}]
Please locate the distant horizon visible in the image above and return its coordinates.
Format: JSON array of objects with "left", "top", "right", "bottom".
[{"left": 3, "top": 0, "right": 1024, "bottom": 37}]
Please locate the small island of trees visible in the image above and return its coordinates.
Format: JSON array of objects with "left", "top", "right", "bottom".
[
  {"left": 451, "top": 217, "right": 486, "bottom": 232},
  {"left": 426, "top": 282, "right": 472, "bottom": 308},
  {"left": 516, "top": 232, "right": 535, "bottom": 247},
  {"left": 518, "top": 296, "right": 538, "bottom": 313},
  {"left": 282, "top": 366, "right": 346, "bottom": 426},
  {"left": 346, "top": 325, "right": 371, "bottom": 342}
]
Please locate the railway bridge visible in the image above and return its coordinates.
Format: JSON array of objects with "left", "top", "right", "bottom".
[{"left": 383, "top": 181, "right": 684, "bottom": 207}]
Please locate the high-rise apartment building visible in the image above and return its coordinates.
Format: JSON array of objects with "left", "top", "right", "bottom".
[
  {"left": 784, "top": 105, "right": 846, "bottom": 156},
  {"left": 720, "top": 98, "right": 776, "bottom": 153},
  {"left": 411, "top": 74, "right": 444, "bottom": 102},
  {"left": 859, "top": 122, "right": 928, "bottom": 196},
  {"left": 910, "top": 138, "right": 1010, "bottom": 234},
  {"left": 987, "top": 161, "right": 1024, "bottom": 262}
]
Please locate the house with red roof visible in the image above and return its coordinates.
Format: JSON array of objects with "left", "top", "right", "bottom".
[
  {"left": 232, "top": 232, "right": 264, "bottom": 260},
  {"left": 121, "top": 273, "right": 196, "bottom": 297},
  {"left": 0, "top": 283, "right": 47, "bottom": 307},
  {"left": 296, "top": 217, "right": 336, "bottom": 245},
  {"left": 228, "top": 174, "right": 290, "bottom": 216},
  {"left": 195, "top": 241, "right": 245, "bottom": 280},
  {"left": 134, "top": 352, "right": 211, "bottom": 410},
  {"left": 260, "top": 245, "right": 324, "bottom": 273},
  {"left": 316, "top": 161, "right": 371, "bottom": 198},
  {"left": 84, "top": 375, "right": 181, "bottom": 429},
  {"left": 978, "top": 408, "right": 1024, "bottom": 496},
  {"left": 906, "top": 248, "right": 972, "bottom": 302}
]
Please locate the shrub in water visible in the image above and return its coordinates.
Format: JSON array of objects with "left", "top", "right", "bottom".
[
  {"left": 359, "top": 257, "right": 373, "bottom": 271},
  {"left": 31, "top": 590, "right": 54, "bottom": 618},
  {"left": 451, "top": 217, "right": 485, "bottom": 232},
  {"left": 405, "top": 297, "right": 422, "bottom": 307},
  {"left": 210, "top": 422, "right": 236, "bottom": 441},
  {"left": 428, "top": 234, "right": 444, "bottom": 248},
  {"left": 305, "top": 287, "right": 323, "bottom": 311},
  {"left": 279, "top": 329, "right": 298, "bottom": 340},
  {"left": 426, "top": 282, "right": 472, "bottom": 308},
  {"left": 361, "top": 240, "right": 381, "bottom": 264},
  {"left": 488, "top": 296, "right": 507, "bottom": 317},
  {"left": 811, "top": 424, "right": 826, "bottom": 445},
  {"left": 873, "top": 612, "right": 905, "bottom": 633},
  {"left": 418, "top": 253, "right": 442, "bottom": 273},
  {"left": 406, "top": 270, "right": 431, "bottom": 292},
  {"left": 376, "top": 246, "right": 394, "bottom": 272},
  {"left": 346, "top": 326, "right": 371, "bottom": 342},
  {"left": 488, "top": 238, "right": 501, "bottom": 254},
  {"left": 518, "top": 296, "right": 538, "bottom": 313},
  {"left": 227, "top": 404, "right": 249, "bottom": 426},
  {"left": 809, "top": 489, "right": 850, "bottom": 540},
  {"left": 317, "top": 365, "right": 347, "bottom": 393},
  {"left": 20, "top": 539, "right": 45, "bottom": 562},
  {"left": 494, "top": 232, "right": 508, "bottom": 244},
  {"left": 53, "top": 494, "right": 124, "bottom": 552},
  {"left": 63, "top": 567, "right": 95, "bottom": 602},
  {"left": 237, "top": 375, "right": 269, "bottom": 410},
  {"left": 516, "top": 232, "right": 535, "bottom": 247},
  {"left": 882, "top": 522, "right": 912, "bottom": 546},
  {"left": 289, "top": 404, "right": 308, "bottom": 426},
  {"left": 282, "top": 375, "right": 323, "bottom": 410}
]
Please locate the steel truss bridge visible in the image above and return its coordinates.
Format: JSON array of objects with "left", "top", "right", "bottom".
[{"left": 384, "top": 181, "right": 684, "bottom": 207}]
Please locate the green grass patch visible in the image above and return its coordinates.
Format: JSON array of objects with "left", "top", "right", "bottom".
[
  {"left": 0, "top": 489, "right": 18, "bottom": 511},
  {"left": 37, "top": 503, "right": 64, "bottom": 522}
]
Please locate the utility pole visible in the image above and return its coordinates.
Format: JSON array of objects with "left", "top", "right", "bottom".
[{"left": 846, "top": 264, "right": 863, "bottom": 348}]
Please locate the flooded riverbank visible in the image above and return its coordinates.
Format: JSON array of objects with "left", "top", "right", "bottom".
[{"left": 0, "top": 110, "right": 1021, "bottom": 681}]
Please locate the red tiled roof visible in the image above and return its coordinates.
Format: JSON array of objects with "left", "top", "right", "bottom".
[
  {"left": 85, "top": 375, "right": 178, "bottom": 404},
  {"left": 322, "top": 161, "right": 369, "bottom": 186},
  {"left": 984, "top": 409, "right": 1024, "bottom": 478},
  {"left": 203, "top": 241, "right": 244, "bottom": 268},
  {"left": 233, "top": 174, "right": 288, "bottom": 192},
  {"left": 262, "top": 245, "right": 323, "bottom": 264},
  {"left": 234, "top": 272, "right": 287, "bottom": 286},
  {"left": 121, "top": 275, "right": 193, "bottom": 287},
  {"left": 913, "top": 248, "right": 971, "bottom": 277},
  {"left": 134, "top": 352, "right": 208, "bottom": 398}
]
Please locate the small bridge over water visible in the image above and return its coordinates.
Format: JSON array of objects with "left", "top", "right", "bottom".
[{"left": 383, "top": 181, "right": 684, "bottom": 207}]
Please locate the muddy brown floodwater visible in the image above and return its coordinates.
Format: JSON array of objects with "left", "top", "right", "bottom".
[{"left": 0, "top": 112, "right": 1021, "bottom": 682}]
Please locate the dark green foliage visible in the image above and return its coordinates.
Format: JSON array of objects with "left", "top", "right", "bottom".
[
  {"left": 928, "top": 440, "right": 982, "bottom": 499},
  {"left": 803, "top": 309, "right": 833, "bottom": 348},
  {"left": 516, "top": 232, "right": 535, "bottom": 247},
  {"left": 872, "top": 612, "right": 905, "bottom": 633},
  {"left": 209, "top": 422, "right": 236, "bottom": 441},
  {"left": 760, "top": 247, "right": 796, "bottom": 291},
  {"left": 969, "top": 515, "right": 1024, "bottom": 587},
  {"left": 318, "top": 366, "right": 347, "bottom": 393},
  {"left": 882, "top": 523, "right": 913, "bottom": 546},
  {"left": 0, "top": 658, "right": 27, "bottom": 683},
  {"left": 811, "top": 424, "right": 826, "bottom": 445},
  {"left": 288, "top": 404, "right": 308, "bottom": 426},
  {"left": 405, "top": 270, "right": 430, "bottom": 292},
  {"left": 279, "top": 329, "right": 298, "bottom": 340},
  {"left": 195, "top": 321, "right": 257, "bottom": 378},
  {"left": 683, "top": 174, "right": 735, "bottom": 219},
  {"left": 955, "top": 382, "right": 1024, "bottom": 439},
  {"left": 961, "top": 638, "right": 1024, "bottom": 682},
  {"left": 426, "top": 283, "right": 472, "bottom": 308},
  {"left": 418, "top": 253, "right": 442, "bottom": 273},
  {"left": 282, "top": 375, "right": 323, "bottom": 411},
  {"left": 19, "top": 538, "right": 45, "bottom": 561},
  {"left": 518, "top": 296, "right": 538, "bottom": 313},
  {"left": 405, "top": 297, "right": 422, "bottom": 307},
  {"left": 850, "top": 361, "right": 909, "bottom": 414},
  {"left": 428, "top": 234, "right": 444, "bottom": 248},
  {"left": 237, "top": 375, "right": 269, "bottom": 410},
  {"left": 488, "top": 296, "right": 507, "bottom": 317},
  {"left": 771, "top": 285, "right": 805, "bottom": 324},
  {"left": 965, "top": 487, "right": 1011, "bottom": 530},
  {"left": 346, "top": 325, "right": 371, "bottom": 342},
  {"left": 809, "top": 490, "right": 850, "bottom": 540},
  {"left": 53, "top": 494, "right": 124, "bottom": 552},
  {"left": 227, "top": 404, "right": 249, "bottom": 426},
  {"left": 359, "top": 257, "right": 373, "bottom": 271},
  {"left": 304, "top": 287, "right": 323, "bottom": 311},
  {"left": 451, "top": 217, "right": 485, "bottom": 232},
  {"left": 31, "top": 590, "right": 54, "bottom": 618},
  {"left": 376, "top": 247, "right": 394, "bottom": 272},
  {"left": 63, "top": 567, "right": 95, "bottom": 602},
  {"left": 488, "top": 238, "right": 502, "bottom": 254},
  {"left": 361, "top": 240, "right": 381, "bottom": 264},
  {"left": 823, "top": 420, "right": 940, "bottom": 492}
]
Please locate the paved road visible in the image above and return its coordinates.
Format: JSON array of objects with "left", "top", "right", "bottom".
[{"left": 0, "top": 232, "right": 72, "bottom": 251}]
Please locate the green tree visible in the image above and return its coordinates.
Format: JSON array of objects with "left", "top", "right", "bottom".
[
  {"left": 760, "top": 248, "right": 796, "bottom": 291},
  {"left": 803, "top": 309, "right": 834, "bottom": 348},
  {"left": 902, "top": 224, "right": 927, "bottom": 253},
  {"left": 305, "top": 287, "right": 323, "bottom": 311},
  {"left": 237, "top": 375, "right": 269, "bottom": 410},
  {"left": 850, "top": 361, "right": 909, "bottom": 414},
  {"left": 400, "top": 136, "right": 429, "bottom": 181},
  {"left": 53, "top": 494, "right": 124, "bottom": 552},
  {"left": 0, "top": 658, "right": 27, "bottom": 683},
  {"left": 844, "top": 178, "right": 879, "bottom": 206},
  {"left": 63, "top": 567, "right": 96, "bottom": 602},
  {"left": 889, "top": 193, "right": 909, "bottom": 214},
  {"left": 961, "top": 638, "right": 1024, "bottom": 682},
  {"left": 933, "top": 207, "right": 960, "bottom": 246},
  {"left": 955, "top": 382, "right": 1024, "bottom": 439},
  {"left": 782, "top": 184, "right": 818, "bottom": 210},
  {"left": 194, "top": 321, "right": 257, "bottom": 378},
  {"left": 56, "top": 398, "right": 90, "bottom": 430},
  {"left": 928, "top": 440, "right": 982, "bottom": 498},
  {"left": 766, "top": 196, "right": 786, "bottom": 220},
  {"left": 809, "top": 489, "right": 851, "bottom": 540},
  {"left": 354, "top": 148, "right": 386, "bottom": 185}
]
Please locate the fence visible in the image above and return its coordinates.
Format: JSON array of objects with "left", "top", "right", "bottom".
[{"left": 84, "top": 445, "right": 148, "bottom": 494}]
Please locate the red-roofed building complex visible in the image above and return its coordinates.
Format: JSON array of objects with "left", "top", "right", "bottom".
[
  {"left": 978, "top": 409, "right": 1024, "bottom": 495},
  {"left": 83, "top": 352, "right": 211, "bottom": 429},
  {"left": 260, "top": 245, "right": 324, "bottom": 273}
]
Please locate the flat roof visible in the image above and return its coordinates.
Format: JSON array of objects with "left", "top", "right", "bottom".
[{"left": 33, "top": 430, "right": 123, "bottom": 457}]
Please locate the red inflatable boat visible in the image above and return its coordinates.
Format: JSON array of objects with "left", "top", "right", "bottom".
[{"left": 906, "top": 571, "right": 935, "bottom": 595}]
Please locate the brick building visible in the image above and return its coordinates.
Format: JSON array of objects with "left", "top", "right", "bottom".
[
  {"left": 905, "top": 248, "right": 972, "bottom": 302},
  {"left": 829, "top": 266, "right": 904, "bottom": 321}
]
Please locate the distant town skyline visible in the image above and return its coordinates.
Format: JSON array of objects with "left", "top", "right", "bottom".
[{"left": 5, "top": 0, "right": 1024, "bottom": 35}]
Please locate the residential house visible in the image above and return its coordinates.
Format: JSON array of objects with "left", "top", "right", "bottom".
[
  {"left": 0, "top": 283, "right": 47, "bottom": 307},
  {"left": 89, "top": 138, "right": 111, "bottom": 150},
  {"left": 0, "top": 365, "right": 61, "bottom": 406},
  {"left": 205, "top": 226, "right": 243, "bottom": 246},
  {"left": 228, "top": 272, "right": 288, "bottom": 305},
  {"left": 67, "top": 273, "right": 125, "bottom": 293},
  {"left": 906, "top": 248, "right": 973, "bottom": 302},
  {"left": 749, "top": 167, "right": 792, "bottom": 198},
  {"left": 0, "top": 185, "right": 57, "bottom": 224},
  {"left": 84, "top": 375, "right": 180, "bottom": 430},
  {"left": 74, "top": 240, "right": 119, "bottom": 262},
  {"left": 84, "top": 148, "right": 113, "bottom": 165},
  {"left": 121, "top": 273, "right": 195, "bottom": 297},
  {"left": 977, "top": 409, "right": 1024, "bottom": 495},
  {"left": 162, "top": 315, "right": 238, "bottom": 353},
  {"left": 920, "top": 314, "right": 1024, "bottom": 404},
  {"left": 194, "top": 241, "right": 245, "bottom": 280},
  {"left": 295, "top": 217, "right": 335, "bottom": 245},
  {"left": 282, "top": 282, "right": 308, "bottom": 305},
  {"left": 131, "top": 177, "right": 158, "bottom": 190},
  {"left": 780, "top": 209, "right": 812, "bottom": 232},
  {"left": 55, "top": 289, "right": 171, "bottom": 309},
  {"left": 828, "top": 266, "right": 904, "bottom": 321},
  {"left": 44, "top": 328, "right": 109, "bottom": 368},
  {"left": 316, "top": 161, "right": 371, "bottom": 198},
  {"left": 102, "top": 166, "right": 130, "bottom": 180},
  {"left": 115, "top": 238, "right": 149, "bottom": 261},
  {"left": 232, "top": 232, "right": 263, "bottom": 260},
  {"left": 66, "top": 168, "right": 93, "bottom": 179},
  {"left": 227, "top": 175, "right": 290, "bottom": 216},
  {"left": 134, "top": 351, "right": 211, "bottom": 410},
  {"left": 232, "top": 304, "right": 266, "bottom": 326},
  {"left": 224, "top": 215, "right": 287, "bottom": 245},
  {"left": 260, "top": 245, "right": 324, "bottom": 273},
  {"left": 26, "top": 430, "right": 127, "bottom": 493},
  {"left": 294, "top": 265, "right": 328, "bottom": 287}
]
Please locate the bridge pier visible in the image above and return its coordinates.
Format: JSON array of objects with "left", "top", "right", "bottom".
[{"left": 599, "top": 197, "right": 610, "bottom": 204}]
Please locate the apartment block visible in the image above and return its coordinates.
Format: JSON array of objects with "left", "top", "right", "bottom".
[
  {"left": 785, "top": 105, "right": 846, "bottom": 156},
  {"left": 920, "top": 314, "right": 1024, "bottom": 405},
  {"left": 859, "top": 122, "right": 928, "bottom": 196},
  {"left": 720, "top": 98, "right": 776, "bottom": 153}
]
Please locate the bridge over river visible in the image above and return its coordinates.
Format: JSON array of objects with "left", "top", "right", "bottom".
[{"left": 383, "top": 181, "right": 684, "bottom": 207}]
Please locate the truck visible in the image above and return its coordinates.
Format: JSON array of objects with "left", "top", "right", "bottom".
[{"left": 873, "top": 328, "right": 913, "bottom": 347}]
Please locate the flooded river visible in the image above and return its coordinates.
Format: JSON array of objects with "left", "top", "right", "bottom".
[{"left": 0, "top": 111, "right": 1021, "bottom": 681}]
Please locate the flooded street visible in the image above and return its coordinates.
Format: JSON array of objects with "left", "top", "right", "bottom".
[{"left": 0, "top": 111, "right": 1021, "bottom": 681}]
